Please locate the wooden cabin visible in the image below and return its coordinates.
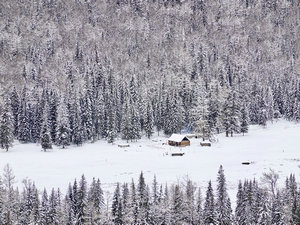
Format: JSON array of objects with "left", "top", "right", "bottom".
[{"left": 168, "top": 134, "right": 190, "bottom": 147}]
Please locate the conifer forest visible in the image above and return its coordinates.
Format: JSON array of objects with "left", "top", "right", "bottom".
[
  {"left": 0, "top": 0, "right": 299, "bottom": 224},
  {"left": 0, "top": 165, "right": 299, "bottom": 224}
]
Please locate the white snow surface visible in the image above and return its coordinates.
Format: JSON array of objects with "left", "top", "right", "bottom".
[{"left": 0, "top": 119, "right": 299, "bottom": 203}]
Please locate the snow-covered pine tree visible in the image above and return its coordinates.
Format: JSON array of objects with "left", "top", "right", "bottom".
[
  {"left": 77, "top": 175, "right": 88, "bottom": 224},
  {"left": 48, "top": 188, "right": 60, "bottom": 225},
  {"left": 129, "top": 179, "right": 139, "bottom": 224},
  {"left": 56, "top": 100, "right": 71, "bottom": 148},
  {"left": 72, "top": 179, "right": 79, "bottom": 223},
  {"left": 122, "top": 183, "right": 131, "bottom": 224},
  {"left": 129, "top": 99, "right": 141, "bottom": 141},
  {"left": 2, "top": 164, "right": 16, "bottom": 224},
  {"left": 144, "top": 101, "right": 154, "bottom": 139},
  {"left": 18, "top": 87, "right": 31, "bottom": 143},
  {"left": 203, "top": 180, "right": 216, "bottom": 225},
  {"left": 48, "top": 90, "right": 59, "bottom": 143},
  {"left": 112, "top": 183, "right": 123, "bottom": 225},
  {"left": 165, "top": 90, "right": 184, "bottom": 135},
  {"left": 265, "top": 87, "right": 274, "bottom": 121},
  {"left": 40, "top": 189, "right": 49, "bottom": 225},
  {"left": 73, "top": 102, "right": 84, "bottom": 146},
  {"left": 10, "top": 87, "right": 20, "bottom": 138},
  {"left": 240, "top": 103, "right": 250, "bottom": 135},
  {"left": 216, "top": 165, "right": 233, "bottom": 224},
  {"left": 106, "top": 95, "right": 117, "bottom": 144},
  {"left": 184, "top": 178, "right": 197, "bottom": 224},
  {"left": 257, "top": 190, "right": 271, "bottom": 225},
  {"left": 235, "top": 181, "right": 246, "bottom": 224},
  {"left": 121, "top": 98, "right": 131, "bottom": 142},
  {"left": 171, "top": 184, "right": 184, "bottom": 224},
  {"left": 40, "top": 106, "right": 52, "bottom": 152},
  {"left": 270, "top": 191, "right": 285, "bottom": 225},
  {"left": 222, "top": 89, "right": 241, "bottom": 137},
  {"left": 0, "top": 177, "right": 5, "bottom": 225},
  {"left": 0, "top": 98, "right": 14, "bottom": 151},
  {"left": 88, "top": 178, "right": 104, "bottom": 216},
  {"left": 195, "top": 187, "right": 204, "bottom": 225},
  {"left": 207, "top": 80, "right": 222, "bottom": 134}
]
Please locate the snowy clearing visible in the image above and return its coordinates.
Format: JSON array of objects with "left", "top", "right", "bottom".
[{"left": 0, "top": 119, "right": 299, "bottom": 202}]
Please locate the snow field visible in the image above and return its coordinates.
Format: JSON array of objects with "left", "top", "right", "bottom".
[{"left": 0, "top": 119, "right": 299, "bottom": 205}]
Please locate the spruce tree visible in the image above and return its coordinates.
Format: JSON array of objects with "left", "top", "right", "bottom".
[
  {"left": 40, "top": 189, "right": 49, "bottom": 225},
  {"left": 10, "top": 87, "right": 20, "bottom": 138},
  {"left": 18, "top": 87, "right": 31, "bottom": 143},
  {"left": 222, "top": 89, "right": 241, "bottom": 137},
  {"left": 121, "top": 99, "right": 131, "bottom": 142},
  {"left": 240, "top": 103, "right": 250, "bottom": 135},
  {"left": 40, "top": 112, "right": 52, "bottom": 152},
  {"left": 203, "top": 180, "right": 216, "bottom": 225},
  {"left": 144, "top": 101, "right": 154, "bottom": 139},
  {"left": 112, "top": 183, "right": 123, "bottom": 225},
  {"left": 56, "top": 101, "right": 70, "bottom": 148},
  {"left": 171, "top": 185, "right": 184, "bottom": 224},
  {"left": 216, "top": 165, "right": 233, "bottom": 225},
  {"left": 77, "top": 175, "right": 88, "bottom": 224},
  {"left": 235, "top": 181, "right": 246, "bottom": 224},
  {"left": 0, "top": 100, "right": 14, "bottom": 151}
]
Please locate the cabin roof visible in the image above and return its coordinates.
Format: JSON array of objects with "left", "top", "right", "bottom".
[{"left": 168, "top": 134, "right": 189, "bottom": 142}]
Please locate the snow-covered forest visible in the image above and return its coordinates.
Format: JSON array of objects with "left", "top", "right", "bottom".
[
  {"left": 0, "top": 0, "right": 299, "bottom": 149},
  {"left": 0, "top": 165, "right": 299, "bottom": 224}
]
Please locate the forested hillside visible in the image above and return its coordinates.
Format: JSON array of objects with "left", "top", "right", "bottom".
[{"left": 0, "top": 0, "right": 299, "bottom": 148}]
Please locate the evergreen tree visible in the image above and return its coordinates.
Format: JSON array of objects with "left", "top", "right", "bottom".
[
  {"left": 48, "top": 90, "right": 59, "bottom": 143},
  {"left": 203, "top": 181, "right": 216, "bottom": 225},
  {"left": 48, "top": 188, "right": 60, "bottom": 225},
  {"left": 195, "top": 188, "right": 204, "bottom": 225},
  {"left": 0, "top": 99, "right": 14, "bottom": 151},
  {"left": 240, "top": 103, "right": 250, "bottom": 135},
  {"left": 216, "top": 165, "right": 233, "bottom": 225},
  {"left": 40, "top": 189, "right": 49, "bottom": 225},
  {"left": 18, "top": 87, "right": 31, "bottom": 143},
  {"left": 40, "top": 110, "right": 52, "bottom": 152},
  {"left": 88, "top": 178, "right": 104, "bottom": 214},
  {"left": 171, "top": 185, "right": 184, "bottom": 224},
  {"left": 129, "top": 100, "right": 141, "bottom": 141},
  {"left": 235, "top": 181, "right": 246, "bottom": 224},
  {"left": 184, "top": 179, "right": 197, "bottom": 224},
  {"left": 222, "top": 89, "right": 241, "bottom": 137},
  {"left": 112, "top": 183, "right": 123, "bottom": 225},
  {"left": 10, "top": 87, "right": 20, "bottom": 138},
  {"left": 121, "top": 99, "right": 131, "bottom": 142},
  {"left": 56, "top": 100, "right": 70, "bottom": 148},
  {"left": 77, "top": 175, "right": 88, "bottom": 225},
  {"left": 144, "top": 101, "right": 154, "bottom": 139}
]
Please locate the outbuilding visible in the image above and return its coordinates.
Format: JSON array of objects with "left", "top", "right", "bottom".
[{"left": 168, "top": 134, "right": 190, "bottom": 147}]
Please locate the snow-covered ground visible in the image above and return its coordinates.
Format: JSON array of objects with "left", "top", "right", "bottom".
[{"left": 0, "top": 119, "right": 299, "bottom": 203}]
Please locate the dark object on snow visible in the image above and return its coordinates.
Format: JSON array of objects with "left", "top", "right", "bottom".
[
  {"left": 200, "top": 141, "right": 211, "bottom": 147},
  {"left": 242, "top": 162, "right": 251, "bottom": 165},
  {"left": 118, "top": 144, "right": 130, "bottom": 148},
  {"left": 171, "top": 153, "right": 185, "bottom": 156}
]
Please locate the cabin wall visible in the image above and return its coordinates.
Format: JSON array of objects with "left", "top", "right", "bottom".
[{"left": 179, "top": 141, "right": 190, "bottom": 146}]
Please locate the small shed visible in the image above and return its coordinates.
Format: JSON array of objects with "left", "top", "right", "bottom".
[{"left": 168, "top": 134, "right": 190, "bottom": 147}]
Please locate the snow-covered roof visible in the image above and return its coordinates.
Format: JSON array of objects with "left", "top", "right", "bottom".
[{"left": 168, "top": 134, "right": 189, "bottom": 142}]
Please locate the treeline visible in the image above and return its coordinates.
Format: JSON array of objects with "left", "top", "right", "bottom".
[
  {"left": 0, "top": 0, "right": 300, "bottom": 150},
  {"left": 0, "top": 65, "right": 299, "bottom": 151},
  {"left": 0, "top": 165, "right": 299, "bottom": 224}
]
